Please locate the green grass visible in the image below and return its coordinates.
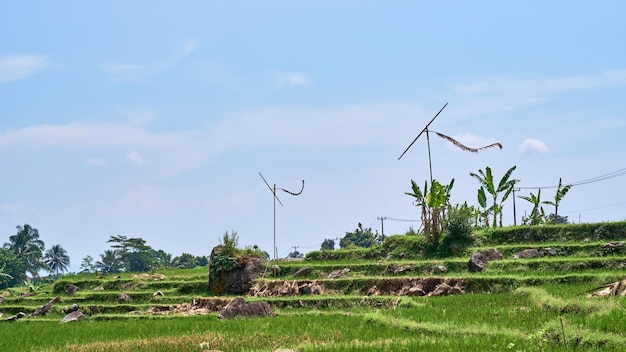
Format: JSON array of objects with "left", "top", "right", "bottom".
[{"left": 2, "top": 223, "right": 625, "bottom": 351}]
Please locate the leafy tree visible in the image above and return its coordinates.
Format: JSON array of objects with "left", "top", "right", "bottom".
[
  {"left": 172, "top": 252, "right": 197, "bottom": 269},
  {"left": 3, "top": 224, "right": 46, "bottom": 278},
  {"left": 406, "top": 179, "right": 454, "bottom": 243},
  {"left": 441, "top": 203, "right": 475, "bottom": 255},
  {"left": 320, "top": 238, "right": 335, "bottom": 251},
  {"left": 0, "top": 248, "right": 24, "bottom": 289},
  {"left": 543, "top": 178, "right": 572, "bottom": 224},
  {"left": 287, "top": 250, "right": 304, "bottom": 258},
  {"left": 95, "top": 249, "right": 123, "bottom": 274},
  {"left": 196, "top": 255, "right": 209, "bottom": 266},
  {"left": 219, "top": 231, "right": 239, "bottom": 256},
  {"left": 470, "top": 166, "right": 519, "bottom": 227},
  {"left": 340, "top": 223, "right": 380, "bottom": 249},
  {"left": 80, "top": 255, "right": 97, "bottom": 273},
  {"left": 546, "top": 213, "right": 569, "bottom": 224},
  {"left": 106, "top": 235, "right": 155, "bottom": 272},
  {"left": 152, "top": 250, "right": 173, "bottom": 269},
  {"left": 519, "top": 189, "right": 546, "bottom": 225},
  {"left": 44, "top": 244, "right": 70, "bottom": 276}
]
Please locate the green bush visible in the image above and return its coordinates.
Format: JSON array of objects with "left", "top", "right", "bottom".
[
  {"left": 479, "top": 221, "right": 626, "bottom": 244},
  {"left": 440, "top": 204, "right": 475, "bottom": 256}
]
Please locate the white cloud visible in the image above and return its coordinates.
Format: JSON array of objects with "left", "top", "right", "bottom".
[
  {"left": 86, "top": 157, "right": 106, "bottom": 167},
  {"left": 519, "top": 138, "right": 549, "bottom": 153},
  {"left": 271, "top": 71, "right": 310, "bottom": 88},
  {"left": 126, "top": 151, "right": 147, "bottom": 165},
  {"left": 0, "top": 54, "right": 49, "bottom": 83}
]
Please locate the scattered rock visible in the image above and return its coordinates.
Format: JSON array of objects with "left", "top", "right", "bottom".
[
  {"left": 468, "top": 249, "right": 502, "bottom": 272},
  {"left": 20, "top": 291, "right": 36, "bottom": 298},
  {"left": 448, "top": 242, "right": 464, "bottom": 254},
  {"left": 93, "top": 286, "right": 104, "bottom": 291},
  {"left": 63, "top": 303, "right": 79, "bottom": 314},
  {"left": 132, "top": 273, "right": 166, "bottom": 280},
  {"left": 545, "top": 247, "right": 558, "bottom": 256},
  {"left": 292, "top": 266, "right": 311, "bottom": 278},
  {"left": 66, "top": 284, "right": 79, "bottom": 295},
  {"left": 427, "top": 283, "right": 465, "bottom": 296},
  {"left": 218, "top": 297, "right": 274, "bottom": 319},
  {"left": 0, "top": 296, "right": 4, "bottom": 304},
  {"left": 587, "top": 278, "right": 626, "bottom": 297},
  {"left": 433, "top": 265, "right": 448, "bottom": 274},
  {"left": 122, "top": 281, "right": 146, "bottom": 290},
  {"left": 327, "top": 268, "right": 350, "bottom": 279},
  {"left": 119, "top": 293, "right": 132, "bottom": 302},
  {"left": 513, "top": 249, "right": 541, "bottom": 259},
  {"left": 407, "top": 285, "right": 426, "bottom": 296},
  {"left": 6, "top": 312, "right": 26, "bottom": 322},
  {"left": 30, "top": 296, "right": 62, "bottom": 317},
  {"left": 61, "top": 310, "right": 84, "bottom": 323},
  {"left": 392, "top": 264, "right": 413, "bottom": 275},
  {"left": 603, "top": 241, "right": 624, "bottom": 255}
]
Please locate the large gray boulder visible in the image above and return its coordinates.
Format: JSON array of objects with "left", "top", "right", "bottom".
[
  {"left": 468, "top": 249, "right": 502, "bottom": 272},
  {"left": 209, "top": 245, "right": 267, "bottom": 295},
  {"left": 513, "top": 248, "right": 541, "bottom": 259},
  {"left": 30, "top": 296, "right": 62, "bottom": 317},
  {"left": 61, "top": 311, "right": 84, "bottom": 323},
  {"left": 218, "top": 297, "right": 274, "bottom": 319}
]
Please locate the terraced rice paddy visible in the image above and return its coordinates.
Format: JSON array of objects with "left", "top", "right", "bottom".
[{"left": 1, "top": 224, "right": 625, "bottom": 351}]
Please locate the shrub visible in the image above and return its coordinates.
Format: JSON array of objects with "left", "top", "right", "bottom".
[{"left": 440, "top": 203, "right": 475, "bottom": 255}]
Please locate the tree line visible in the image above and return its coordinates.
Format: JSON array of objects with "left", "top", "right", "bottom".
[{"left": 0, "top": 225, "right": 208, "bottom": 289}]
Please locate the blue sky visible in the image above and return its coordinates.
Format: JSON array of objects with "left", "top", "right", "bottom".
[{"left": 1, "top": 1, "right": 625, "bottom": 270}]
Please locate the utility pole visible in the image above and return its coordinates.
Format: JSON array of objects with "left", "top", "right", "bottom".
[
  {"left": 512, "top": 188, "right": 519, "bottom": 226},
  {"left": 377, "top": 216, "right": 387, "bottom": 240},
  {"left": 259, "top": 173, "right": 304, "bottom": 275}
]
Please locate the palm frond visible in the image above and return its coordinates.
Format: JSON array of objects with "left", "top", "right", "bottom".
[{"left": 432, "top": 131, "right": 503, "bottom": 153}]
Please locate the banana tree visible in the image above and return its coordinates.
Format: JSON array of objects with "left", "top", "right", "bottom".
[
  {"left": 406, "top": 178, "right": 454, "bottom": 243},
  {"left": 470, "top": 166, "right": 519, "bottom": 227},
  {"left": 476, "top": 186, "right": 494, "bottom": 228},
  {"left": 518, "top": 189, "right": 545, "bottom": 225},
  {"left": 543, "top": 178, "right": 572, "bottom": 224},
  {"left": 0, "top": 263, "right": 12, "bottom": 285}
]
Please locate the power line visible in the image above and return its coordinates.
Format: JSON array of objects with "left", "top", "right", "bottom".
[
  {"left": 519, "top": 167, "right": 626, "bottom": 190},
  {"left": 386, "top": 217, "right": 420, "bottom": 222},
  {"left": 562, "top": 200, "right": 626, "bottom": 215}
]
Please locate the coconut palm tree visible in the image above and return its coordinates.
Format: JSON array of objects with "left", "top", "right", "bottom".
[
  {"left": 95, "top": 249, "right": 122, "bottom": 274},
  {"left": 470, "top": 166, "right": 519, "bottom": 227},
  {"left": 3, "top": 224, "right": 46, "bottom": 278},
  {"left": 44, "top": 244, "right": 70, "bottom": 276},
  {"left": 543, "top": 178, "right": 572, "bottom": 224}
]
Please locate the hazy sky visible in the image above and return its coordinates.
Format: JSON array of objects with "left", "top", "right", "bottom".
[{"left": 1, "top": 1, "right": 625, "bottom": 270}]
